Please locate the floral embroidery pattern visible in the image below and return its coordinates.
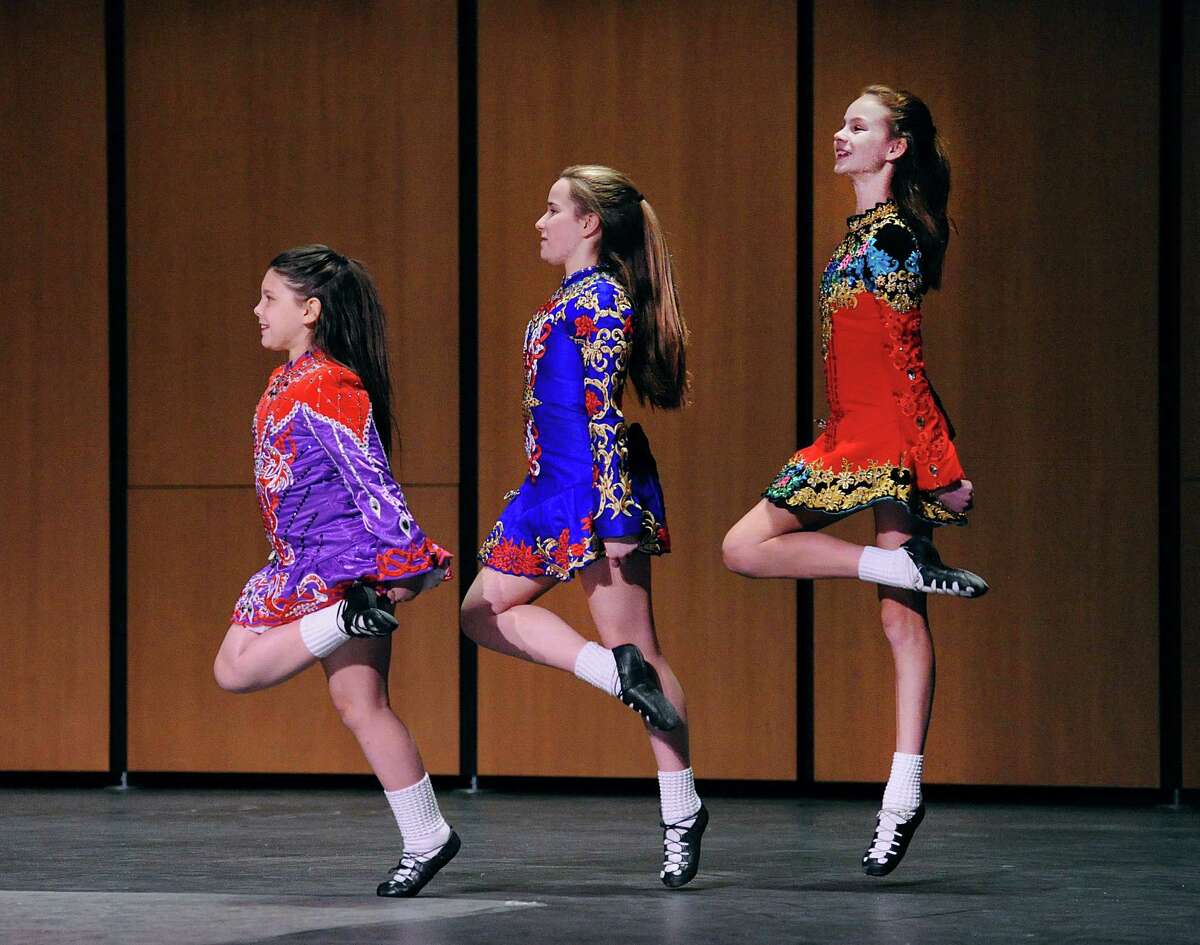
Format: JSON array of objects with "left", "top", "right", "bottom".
[
  {"left": 765, "top": 201, "right": 967, "bottom": 526},
  {"left": 482, "top": 267, "right": 670, "bottom": 581},
  {"left": 819, "top": 201, "right": 924, "bottom": 360},
  {"left": 764, "top": 454, "right": 963, "bottom": 525},
  {"left": 479, "top": 517, "right": 603, "bottom": 582}
]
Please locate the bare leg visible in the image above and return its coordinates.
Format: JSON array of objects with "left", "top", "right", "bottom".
[
  {"left": 874, "top": 503, "right": 935, "bottom": 753},
  {"left": 213, "top": 620, "right": 319, "bottom": 694},
  {"left": 322, "top": 636, "right": 427, "bottom": 790},
  {"left": 460, "top": 567, "right": 592, "bottom": 672},
  {"left": 581, "top": 554, "right": 689, "bottom": 771},
  {"left": 722, "top": 499, "right": 864, "bottom": 579}
]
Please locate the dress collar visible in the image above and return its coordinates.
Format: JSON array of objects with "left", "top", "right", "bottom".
[
  {"left": 559, "top": 265, "right": 603, "bottom": 291},
  {"left": 282, "top": 348, "right": 323, "bottom": 374},
  {"left": 847, "top": 200, "right": 898, "bottom": 232}
]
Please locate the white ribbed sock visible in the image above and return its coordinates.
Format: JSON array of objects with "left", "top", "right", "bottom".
[
  {"left": 857, "top": 546, "right": 921, "bottom": 590},
  {"left": 385, "top": 773, "right": 452, "bottom": 854},
  {"left": 298, "top": 601, "right": 350, "bottom": 658},
  {"left": 881, "top": 752, "right": 924, "bottom": 813},
  {"left": 658, "top": 767, "right": 702, "bottom": 825},
  {"left": 573, "top": 642, "right": 621, "bottom": 698}
]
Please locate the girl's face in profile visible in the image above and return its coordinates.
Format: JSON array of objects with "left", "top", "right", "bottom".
[
  {"left": 536, "top": 177, "right": 591, "bottom": 267},
  {"left": 833, "top": 94, "right": 904, "bottom": 177},
  {"left": 255, "top": 268, "right": 314, "bottom": 360}
]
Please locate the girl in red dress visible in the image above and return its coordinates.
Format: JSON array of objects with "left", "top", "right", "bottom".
[{"left": 722, "top": 86, "right": 988, "bottom": 876}]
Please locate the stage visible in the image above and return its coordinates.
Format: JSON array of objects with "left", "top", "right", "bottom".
[{"left": 1, "top": 787, "right": 1195, "bottom": 944}]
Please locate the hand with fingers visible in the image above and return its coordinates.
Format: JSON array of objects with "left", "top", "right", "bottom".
[
  {"left": 932, "top": 478, "right": 974, "bottom": 514},
  {"left": 384, "top": 574, "right": 428, "bottom": 604}
]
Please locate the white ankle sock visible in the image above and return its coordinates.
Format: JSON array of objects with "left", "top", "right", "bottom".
[
  {"left": 658, "top": 767, "right": 702, "bottom": 824},
  {"left": 881, "top": 752, "right": 924, "bottom": 813},
  {"left": 298, "top": 602, "right": 350, "bottom": 658},
  {"left": 384, "top": 773, "right": 452, "bottom": 854},
  {"left": 857, "top": 546, "right": 921, "bottom": 590},
  {"left": 573, "top": 642, "right": 621, "bottom": 698}
]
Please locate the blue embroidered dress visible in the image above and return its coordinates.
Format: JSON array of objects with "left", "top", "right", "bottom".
[{"left": 478, "top": 266, "right": 670, "bottom": 581}]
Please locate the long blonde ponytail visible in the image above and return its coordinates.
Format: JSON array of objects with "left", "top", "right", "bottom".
[{"left": 561, "top": 165, "right": 689, "bottom": 408}]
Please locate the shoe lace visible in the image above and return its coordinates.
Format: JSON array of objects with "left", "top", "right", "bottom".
[
  {"left": 865, "top": 809, "right": 909, "bottom": 863},
  {"left": 661, "top": 816, "right": 697, "bottom": 875},
  {"left": 389, "top": 847, "right": 439, "bottom": 884}
]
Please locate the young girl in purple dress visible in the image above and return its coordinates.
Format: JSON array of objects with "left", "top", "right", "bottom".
[
  {"left": 211, "top": 245, "right": 457, "bottom": 898},
  {"left": 461, "top": 166, "right": 707, "bottom": 888}
]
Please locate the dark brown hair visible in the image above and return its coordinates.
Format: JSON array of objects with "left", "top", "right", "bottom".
[
  {"left": 864, "top": 85, "right": 952, "bottom": 288},
  {"left": 560, "top": 165, "right": 689, "bottom": 408},
  {"left": 269, "top": 245, "right": 397, "bottom": 456}
]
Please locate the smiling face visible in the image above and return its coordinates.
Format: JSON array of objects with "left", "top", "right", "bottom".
[
  {"left": 535, "top": 177, "right": 598, "bottom": 270},
  {"left": 833, "top": 93, "right": 907, "bottom": 177},
  {"left": 254, "top": 268, "right": 317, "bottom": 361}
]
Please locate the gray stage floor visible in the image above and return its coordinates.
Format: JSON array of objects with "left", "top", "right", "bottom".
[{"left": 0, "top": 787, "right": 1196, "bottom": 945}]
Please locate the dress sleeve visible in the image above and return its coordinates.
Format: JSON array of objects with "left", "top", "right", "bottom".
[
  {"left": 567, "top": 280, "right": 641, "bottom": 540},
  {"left": 294, "top": 369, "right": 452, "bottom": 584},
  {"left": 864, "top": 224, "right": 965, "bottom": 491}
]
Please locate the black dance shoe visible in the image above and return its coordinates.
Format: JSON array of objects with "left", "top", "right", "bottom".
[
  {"left": 340, "top": 583, "right": 399, "bottom": 638},
  {"left": 613, "top": 644, "right": 681, "bottom": 731},
  {"left": 901, "top": 536, "right": 989, "bottom": 598},
  {"left": 376, "top": 830, "right": 461, "bottom": 898},
  {"left": 862, "top": 804, "right": 925, "bottom": 877},
  {"left": 660, "top": 804, "right": 709, "bottom": 889}
]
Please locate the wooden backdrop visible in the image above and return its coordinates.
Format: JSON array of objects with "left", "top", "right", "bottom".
[
  {"left": 1183, "top": 0, "right": 1199, "bottom": 789},
  {"left": 1, "top": 1, "right": 110, "bottom": 771},
  {"left": 1, "top": 0, "right": 1186, "bottom": 789},
  {"left": 123, "top": 0, "right": 461, "bottom": 774},
  {"left": 810, "top": 0, "right": 1161, "bottom": 786},
  {"left": 474, "top": 0, "right": 799, "bottom": 779}
]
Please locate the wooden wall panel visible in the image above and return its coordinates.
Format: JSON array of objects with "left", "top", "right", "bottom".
[
  {"left": 1182, "top": 0, "right": 1199, "bottom": 788},
  {"left": 812, "top": 0, "right": 1160, "bottom": 786},
  {"left": 125, "top": 0, "right": 458, "bottom": 488},
  {"left": 124, "top": 0, "right": 460, "bottom": 774},
  {"left": 476, "top": 0, "right": 797, "bottom": 779},
  {"left": 127, "top": 486, "right": 459, "bottom": 774},
  {"left": 0, "top": 1, "right": 109, "bottom": 771}
]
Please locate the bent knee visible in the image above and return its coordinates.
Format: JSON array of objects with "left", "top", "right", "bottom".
[
  {"left": 213, "top": 657, "right": 253, "bottom": 695},
  {"left": 721, "top": 531, "right": 759, "bottom": 576},
  {"left": 459, "top": 594, "right": 497, "bottom": 641}
]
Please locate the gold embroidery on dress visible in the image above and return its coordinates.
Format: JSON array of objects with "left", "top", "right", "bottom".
[
  {"left": 765, "top": 455, "right": 964, "bottom": 525},
  {"left": 819, "top": 202, "right": 925, "bottom": 360}
]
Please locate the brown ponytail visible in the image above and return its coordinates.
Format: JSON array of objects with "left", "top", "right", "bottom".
[
  {"left": 863, "top": 85, "right": 952, "bottom": 288},
  {"left": 560, "top": 165, "right": 689, "bottom": 408}
]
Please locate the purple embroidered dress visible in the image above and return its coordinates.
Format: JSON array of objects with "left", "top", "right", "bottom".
[{"left": 232, "top": 350, "right": 451, "bottom": 629}]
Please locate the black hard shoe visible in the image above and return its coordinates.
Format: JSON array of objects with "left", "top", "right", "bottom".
[
  {"left": 862, "top": 804, "right": 925, "bottom": 877},
  {"left": 661, "top": 804, "right": 708, "bottom": 888},
  {"left": 376, "top": 830, "right": 461, "bottom": 898},
  {"left": 901, "top": 536, "right": 989, "bottom": 598},
  {"left": 613, "top": 644, "right": 681, "bottom": 731},
  {"left": 341, "top": 583, "right": 399, "bottom": 638}
]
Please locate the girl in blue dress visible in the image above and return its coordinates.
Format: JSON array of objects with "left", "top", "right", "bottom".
[{"left": 462, "top": 165, "right": 706, "bottom": 888}]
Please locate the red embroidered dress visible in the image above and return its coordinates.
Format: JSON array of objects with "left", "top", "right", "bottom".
[
  {"left": 232, "top": 350, "right": 452, "bottom": 629},
  {"left": 764, "top": 202, "right": 966, "bottom": 525}
]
